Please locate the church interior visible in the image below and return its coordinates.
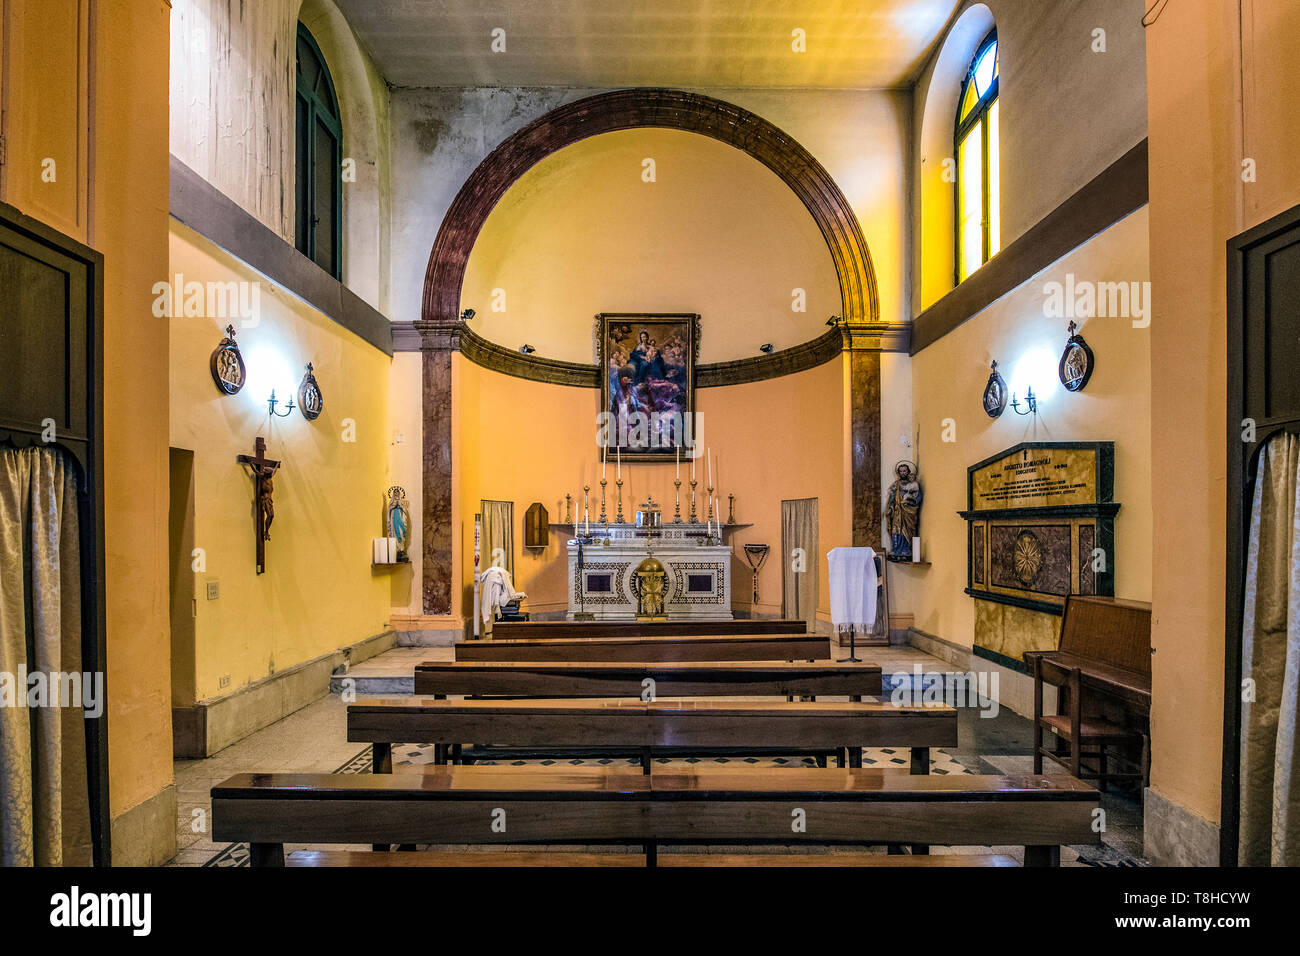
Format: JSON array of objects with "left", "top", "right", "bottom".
[{"left": 2, "top": 0, "right": 1299, "bottom": 900}]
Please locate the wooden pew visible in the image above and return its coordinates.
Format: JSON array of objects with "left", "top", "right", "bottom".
[
  {"left": 1025, "top": 595, "right": 1152, "bottom": 788},
  {"left": 285, "top": 849, "right": 1018, "bottom": 867},
  {"left": 211, "top": 766, "right": 1099, "bottom": 867},
  {"left": 414, "top": 660, "right": 883, "bottom": 700},
  {"left": 455, "top": 633, "right": 831, "bottom": 663},
  {"left": 490, "top": 619, "right": 808, "bottom": 639},
  {"left": 349, "top": 696, "right": 955, "bottom": 773}
]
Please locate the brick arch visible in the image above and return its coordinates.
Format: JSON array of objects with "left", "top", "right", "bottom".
[
  {"left": 420, "top": 88, "right": 879, "bottom": 327},
  {"left": 417, "top": 89, "right": 884, "bottom": 617}
]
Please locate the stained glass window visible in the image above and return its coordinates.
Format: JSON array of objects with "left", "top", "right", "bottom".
[{"left": 955, "top": 32, "right": 999, "bottom": 282}]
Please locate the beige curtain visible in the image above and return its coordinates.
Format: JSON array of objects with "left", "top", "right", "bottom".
[
  {"left": 1240, "top": 432, "right": 1300, "bottom": 866},
  {"left": 0, "top": 446, "right": 91, "bottom": 866},
  {"left": 480, "top": 500, "right": 514, "bottom": 583},
  {"left": 781, "top": 498, "right": 819, "bottom": 632}
]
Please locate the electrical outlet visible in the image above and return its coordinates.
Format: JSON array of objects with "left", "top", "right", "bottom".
[
  {"left": 219, "top": 674, "right": 230, "bottom": 689},
  {"left": 206, "top": 580, "right": 219, "bottom": 600}
]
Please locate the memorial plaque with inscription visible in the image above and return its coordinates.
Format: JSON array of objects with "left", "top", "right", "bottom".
[
  {"left": 960, "top": 442, "right": 1119, "bottom": 670},
  {"left": 960, "top": 441, "right": 1119, "bottom": 616}
]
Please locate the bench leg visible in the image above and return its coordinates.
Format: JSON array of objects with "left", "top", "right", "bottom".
[
  {"left": 641, "top": 749, "right": 652, "bottom": 775},
  {"left": 815, "top": 754, "right": 828, "bottom": 768},
  {"left": 644, "top": 842, "right": 657, "bottom": 867},
  {"left": 910, "top": 747, "right": 929, "bottom": 775},
  {"left": 1024, "top": 845, "right": 1060, "bottom": 867},
  {"left": 835, "top": 748, "right": 847, "bottom": 769},
  {"left": 372, "top": 741, "right": 392, "bottom": 774},
  {"left": 249, "top": 842, "right": 284, "bottom": 867},
  {"left": 451, "top": 743, "right": 463, "bottom": 764},
  {"left": 1032, "top": 661, "right": 1044, "bottom": 774},
  {"left": 848, "top": 747, "right": 862, "bottom": 769}
]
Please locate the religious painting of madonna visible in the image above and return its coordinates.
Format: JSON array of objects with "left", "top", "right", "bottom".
[{"left": 597, "top": 312, "right": 698, "bottom": 460}]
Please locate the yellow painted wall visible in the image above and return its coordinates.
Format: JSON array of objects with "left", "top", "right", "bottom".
[
  {"left": 453, "top": 356, "right": 850, "bottom": 625},
  {"left": 2, "top": 0, "right": 176, "bottom": 861},
  {"left": 902, "top": 208, "right": 1152, "bottom": 647},
  {"left": 167, "top": 221, "right": 393, "bottom": 702},
  {"left": 1145, "top": 0, "right": 1300, "bottom": 835},
  {"left": 462, "top": 127, "right": 842, "bottom": 364}
]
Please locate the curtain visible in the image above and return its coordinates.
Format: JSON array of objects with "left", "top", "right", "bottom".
[
  {"left": 1239, "top": 432, "right": 1300, "bottom": 866},
  {"left": 781, "top": 498, "right": 819, "bottom": 633},
  {"left": 0, "top": 446, "right": 91, "bottom": 866},
  {"left": 480, "top": 500, "right": 514, "bottom": 584}
]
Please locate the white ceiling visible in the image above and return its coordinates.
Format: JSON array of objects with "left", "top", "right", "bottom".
[{"left": 330, "top": 0, "right": 961, "bottom": 90}]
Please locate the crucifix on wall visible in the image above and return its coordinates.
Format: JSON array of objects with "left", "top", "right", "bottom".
[{"left": 237, "top": 436, "right": 281, "bottom": 574}]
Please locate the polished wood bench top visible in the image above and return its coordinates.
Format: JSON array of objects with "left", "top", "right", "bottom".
[
  {"left": 213, "top": 767, "right": 1099, "bottom": 859},
  {"left": 1025, "top": 650, "right": 1152, "bottom": 707},
  {"left": 285, "top": 849, "right": 1017, "bottom": 867},
  {"left": 214, "top": 766, "right": 1097, "bottom": 801},
  {"left": 414, "top": 660, "right": 882, "bottom": 698},
  {"left": 456, "top": 633, "right": 831, "bottom": 663},
  {"left": 491, "top": 619, "right": 809, "bottom": 639},
  {"left": 347, "top": 696, "right": 958, "bottom": 749}
]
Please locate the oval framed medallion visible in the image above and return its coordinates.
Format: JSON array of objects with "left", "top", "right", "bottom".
[
  {"left": 982, "top": 361, "right": 1008, "bottom": 418},
  {"left": 209, "top": 325, "right": 246, "bottom": 396},
  {"left": 297, "top": 362, "right": 324, "bottom": 421},
  {"left": 1013, "top": 529, "right": 1044, "bottom": 587},
  {"left": 1058, "top": 321, "right": 1095, "bottom": 392}
]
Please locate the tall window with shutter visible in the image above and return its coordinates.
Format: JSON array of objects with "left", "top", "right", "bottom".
[{"left": 295, "top": 23, "right": 342, "bottom": 278}]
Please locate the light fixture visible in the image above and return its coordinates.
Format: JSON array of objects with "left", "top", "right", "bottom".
[
  {"left": 267, "top": 389, "right": 295, "bottom": 418},
  {"left": 520, "top": 344, "right": 535, "bottom": 354},
  {"left": 1009, "top": 386, "right": 1037, "bottom": 416},
  {"left": 759, "top": 343, "right": 774, "bottom": 354},
  {"left": 460, "top": 308, "right": 476, "bottom": 321}
]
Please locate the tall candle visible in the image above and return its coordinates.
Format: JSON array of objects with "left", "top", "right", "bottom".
[
  {"left": 707, "top": 447, "right": 712, "bottom": 486},
  {"left": 585, "top": 499, "right": 590, "bottom": 535},
  {"left": 676, "top": 444, "right": 680, "bottom": 479},
  {"left": 617, "top": 445, "right": 621, "bottom": 478},
  {"left": 691, "top": 449, "right": 696, "bottom": 479},
  {"left": 602, "top": 444, "right": 606, "bottom": 479}
]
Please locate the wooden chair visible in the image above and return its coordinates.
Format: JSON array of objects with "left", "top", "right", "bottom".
[{"left": 1025, "top": 595, "right": 1152, "bottom": 790}]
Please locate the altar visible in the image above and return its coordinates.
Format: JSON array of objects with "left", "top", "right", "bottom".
[{"left": 565, "top": 524, "right": 733, "bottom": 622}]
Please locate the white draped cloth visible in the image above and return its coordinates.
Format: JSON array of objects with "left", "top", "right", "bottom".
[
  {"left": 828, "top": 547, "right": 878, "bottom": 635},
  {"left": 479, "top": 566, "right": 525, "bottom": 624}
]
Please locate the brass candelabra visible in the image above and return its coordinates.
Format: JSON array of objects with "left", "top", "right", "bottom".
[
  {"left": 565, "top": 493, "right": 572, "bottom": 523},
  {"left": 615, "top": 477, "right": 624, "bottom": 523},
  {"left": 599, "top": 477, "right": 608, "bottom": 524},
  {"left": 673, "top": 478, "right": 682, "bottom": 522},
  {"left": 689, "top": 477, "right": 698, "bottom": 523}
]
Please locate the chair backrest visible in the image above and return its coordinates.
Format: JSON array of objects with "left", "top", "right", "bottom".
[{"left": 1059, "top": 595, "right": 1152, "bottom": 676}]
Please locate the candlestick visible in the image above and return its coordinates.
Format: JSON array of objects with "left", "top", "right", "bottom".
[
  {"left": 599, "top": 477, "right": 608, "bottom": 524},
  {"left": 727, "top": 493, "right": 735, "bottom": 525},
  {"left": 689, "top": 477, "right": 698, "bottom": 523},
  {"left": 565, "top": 493, "right": 573, "bottom": 524},
  {"left": 706, "top": 484, "right": 714, "bottom": 523},
  {"left": 673, "top": 477, "right": 682, "bottom": 522},
  {"left": 583, "top": 484, "right": 590, "bottom": 535},
  {"left": 615, "top": 477, "right": 624, "bottom": 523}
]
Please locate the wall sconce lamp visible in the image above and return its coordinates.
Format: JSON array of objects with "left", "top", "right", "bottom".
[
  {"left": 520, "top": 344, "right": 536, "bottom": 354},
  {"left": 461, "top": 308, "right": 476, "bottom": 321},
  {"left": 759, "top": 343, "right": 774, "bottom": 354},
  {"left": 1009, "top": 387, "right": 1038, "bottom": 416},
  {"left": 267, "top": 389, "right": 296, "bottom": 418}
]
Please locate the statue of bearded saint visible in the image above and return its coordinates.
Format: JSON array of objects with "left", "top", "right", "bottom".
[{"left": 885, "top": 462, "right": 923, "bottom": 560}]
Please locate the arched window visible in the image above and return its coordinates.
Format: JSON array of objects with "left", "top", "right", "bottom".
[
  {"left": 295, "top": 23, "right": 342, "bottom": 278},
  {"left": 955, "top": 31, "right": 999, "bottom": 283}
]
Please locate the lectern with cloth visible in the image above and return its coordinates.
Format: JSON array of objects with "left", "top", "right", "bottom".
[{"left": 828, "top": 547, "right": 880, "bottom": 662}]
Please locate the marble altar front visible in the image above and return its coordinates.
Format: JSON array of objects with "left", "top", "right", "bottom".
[{"left": 565, "top": 524, "right": 733, "bottom": 621}]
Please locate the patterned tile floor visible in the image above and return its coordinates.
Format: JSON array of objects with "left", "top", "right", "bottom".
[{"left": 176, "top": 645, "right": 1147, "bottom": 868}]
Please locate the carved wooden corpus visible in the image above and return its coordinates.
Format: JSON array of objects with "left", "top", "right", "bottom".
[{"left": 237, "top": 436, "right": 281, "bottom": 575}]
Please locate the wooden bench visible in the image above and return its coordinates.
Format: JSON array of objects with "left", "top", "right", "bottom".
[
  {"left": 285, "top": 849, "right": 1017, "bottom": 867},
  {"left": 349, "top": 696, "right": 956, "bottom": 773},
  {"left": 455, "top": 634, "right": 831, "bottom": 663},
  {"left": 211, "top": 766, "right": 1099, "bottom": 867},
  {"left": 413, "top": 660, "right": 883, "bottom": 700},
  {"left": 1024, "top": 595, "right": 1152, "bottom": 789},
  {"left": 490, "top": 619, "right": 808, "bottom": 639}
]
